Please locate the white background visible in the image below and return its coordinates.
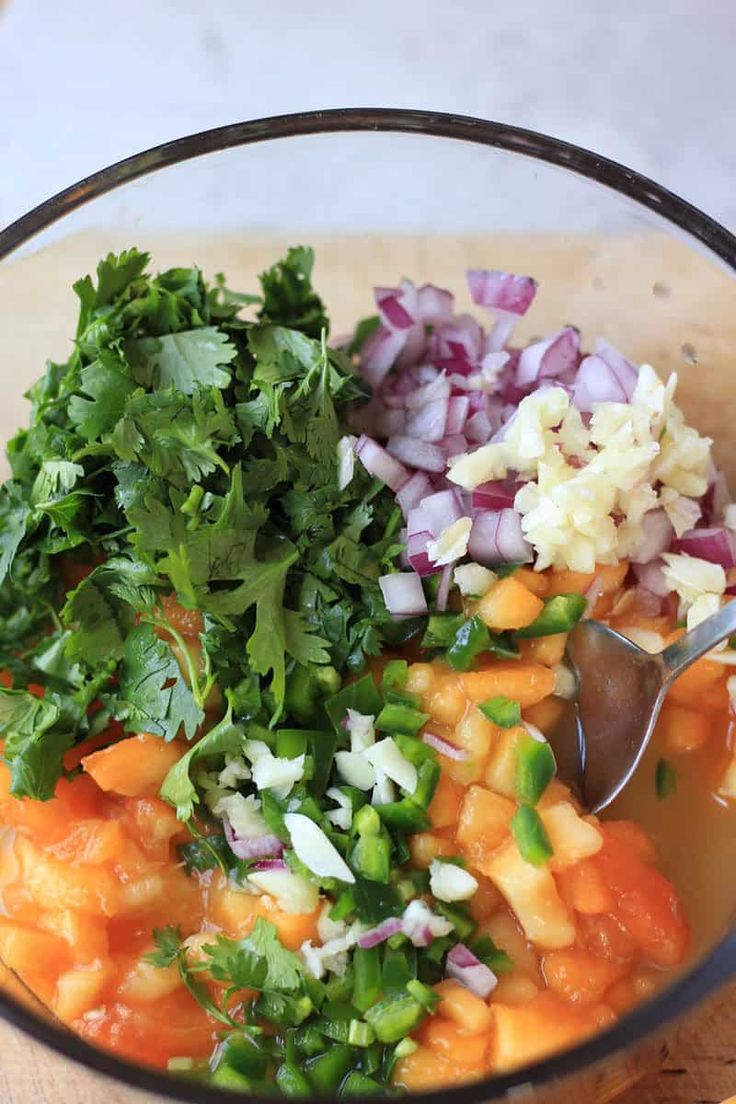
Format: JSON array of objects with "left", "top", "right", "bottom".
[{"left": 0, "top": 0, "right": 734, "bottom": 229}]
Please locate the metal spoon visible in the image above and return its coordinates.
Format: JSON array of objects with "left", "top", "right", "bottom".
[{"left": 566, "top": 600, "right": 736, "bottom": 813}]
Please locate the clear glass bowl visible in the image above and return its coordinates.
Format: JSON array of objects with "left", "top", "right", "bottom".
[{"left": 0, "top": 109, "right": 734, "bottom": 1104}]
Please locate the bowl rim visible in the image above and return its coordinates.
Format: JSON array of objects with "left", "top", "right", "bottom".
[
  {"left": 0, "top": 107, "right": 734, "bottom": 1104},
  {"left": 1, "top": 106, "right": 735, "bottom": 265}
]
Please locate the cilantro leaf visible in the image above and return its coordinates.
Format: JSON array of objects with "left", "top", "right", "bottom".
[
  {"left": 68, "top": 352, "right": 136, "bottom": 441},
  {"left": 258, "top": 247, "right": 328, "bottom": 339},
  {"left": 125, "top": 327, "right": 237, "bottom": 394},
  {"left": 90, "top": 248, "right": 150, "bottom": 308},
  {"left": 0, "top": 482, "right": 31, "bottom": 584},
  {"left": 0, "top": 690, "right": 70, "bottom": 801},
  {"left": 145, "top": 925, "right": 184, "bottom": 968},
  {"left": 204, "top": 918, "right": 304, "bottom": 992},
  {"left": 159, "top": 706, "right": 244, "bottom": 820},
  {"left": 116, "top": 624, "right": 204, "bottom": 742},
  {"left": 283, "top": 610, "right": 331, "bottom": 667}
]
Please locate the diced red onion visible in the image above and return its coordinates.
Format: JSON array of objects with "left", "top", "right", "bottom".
[
  {"left": 632, "top": 559, "right": 670, "bottom": 598},
  {"left": 404, "top": 372, "right": 451, "bottom": 409},
  {"left": 595, "top": 338, "right": 639, "bottom": 397},
  {"left": 702, "top": 466, "right": 731, "bottom": 523},
  {"left": 223, "top": 819, "right": 285, "bottom": 862},
  {"left": 359, "top": 325, "right": 408, "bottom": 388},
  {"left": 250, "top": 858, "right": 289, "bottom": 872},
  {"left": 573, "top": 354, "right": 629, "bottom": 410},
  {"left": 465, "top": 410, "right": 493, "bottom": 444},
  {"left": 441, "top": 434, "right": 468, "bottom": 458},
  {"left": 631, "top": 586, "right": 664, "bottom": 617},
  {"left": 417, "top": 489, "right": 464, "bottom": 536},
  {"left": 429, "top": 316, "right": 482, "bottom": 367},
  {"left": 422, "top": 732, "right": 469, "bottom": 761},
  {"left": 629, "top": 508, "right": 673, "bottom": 564},
  {"left": 408, "top": 531, "right": 438, "bottom": 577},
  {"left": 386, "top": 435, "right": 446, "bottom": 473},
  {"left": 357, "top": 917, "right": 404, "bottom": 950},
  {"left": 446, "top": 395, "right": 470, "bottom": 435},
  {"left": 446, "top": 943, "right": 498, "bottom": 998},
  {"left": 379, "top": 573, "right": 428, "bottom": 616},
  {"left": 436, "top": 563, "right": 453, "bottom": 611},
  {"left": 516, "top": 327, "right": 580, "bottom": 388},
  {"left": 416, "top": 283, "right": 455, "bottom": 326},
  {"left": 404, "top": 398, "right": 449, "bottom": 442},
  {"left": 572, "top": 340, "right": 637, "bottom": 411},
  {"left": 411, "top": 363, "right": 440, "bottom": 385},
  {"left": 356, "top": 435, "right": 410, "bottom": 491},
  {"left": 397, "top": 471, "right": 433, "bottom": 517},
  {"left": 471, "top": 478, "right": 520, "bottom": 511},
  {"left": 468, "top": 509, "right": 533, "bottom": 566},
  {"left": 466, "top": 269, "right": 538, "bottom": 315},
  {"left": 675, "top": 526, "right": 736, "bottom": 569},
  {"left": 375, "top": 287, "right": 415, "bottom": 331}
]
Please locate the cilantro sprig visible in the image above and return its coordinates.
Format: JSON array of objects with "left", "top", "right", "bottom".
[{"left": 0, "top": 247, "right": 405, "bottom": 798}]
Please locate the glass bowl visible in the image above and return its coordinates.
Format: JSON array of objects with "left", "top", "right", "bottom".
[{"left": 0, "top": 108, "right": 734, "bottom": 1104}]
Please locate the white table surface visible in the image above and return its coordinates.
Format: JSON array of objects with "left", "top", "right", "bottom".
[{"left": 1, "top": 0, "right": 734, "bottom": 230}]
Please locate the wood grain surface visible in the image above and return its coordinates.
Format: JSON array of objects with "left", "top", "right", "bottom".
[{"left": 0, "top": 231, "right": 733, "bottom": 1102}]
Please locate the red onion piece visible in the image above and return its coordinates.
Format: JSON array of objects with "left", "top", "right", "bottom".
[
  {"left": 516, "top": 327, "right": 580, "bottom": 388},
  {"left": 357, "top": 917, "right": 403, "bottom": 950},
  {"left": 465, "top": 410, "right": 493, "bottom": 445},
  {"left": 416, "top": 283, "right": 455, "bottom": 326},
  {"left": 408, "top": 531, "right": 438, "bottom": 577},
  {"left": 359, "top": 325, "right": 407, "bottom": 388},
  {"left": 417, "top": 489, "right": 464, "bottom": 536},
  {"left": 436, "top": 564, "right": 453, "bottom": 611},
  {"left": 572, "top": 340, "right": 637, "bottom": 411},
  {"left": 379, "top": 573, "right": 428, "bottom": 616},
  {"left": 397, "top": 471, "right": 433, "bottom": 517},
  {"left": 596, "top": 338, "right": 639, "bottom": 396},
  {"left": 356, "top": 435, "right": 410, "bottom": 491},
  {"left": 404, "top": 372, "right": 451, "bottom": 409},
  {"left": 702, "top": 466, "right": 731, "bottom": 523},
  {"left": 471, "top": 478, "right": 520, "bottom": 511},
  {"left": 375, "top": 287, "right": 415, "bottom": 331},
  {"left": 468, "top": 509, "right": 532, "bottom": 566},
  {"left": 422, "top": 732, "right": 469, "bottom": 761},
  {"left": 675, "top": 526, "right": 736, "bottom": 569},
  {"left": 404, "top": 397, "right": 449, "bottom": 442},
  {"left": 250, "top": 858, "right": 289, "bottom": 872},
  {"left": 446, "top": 943, "right": 498, "bottom": 998},
  {"left": 466, "top": 270, "right": 538, "bottom": 315},
  {"left": 223, "top": 818, "right": 285, "bottom": 862},
  {"left": 429, "top": 316, "right": 482, "bottom": 368},
  {"left": 632, "top": 559, "right": 670, "bottom": 597},
  {"left": 386, "top": 435, "right": 446, "bottom": 473},
  {"left": 441, "top": 434, "right": 468, "bottom": 458},
  {"left": 629, "top": 508, "right": 673, "bottom": 564},
  {"left": 446, "top": 396, "right": 470, "bottom": 436},
  {"left": 630, "top": 586, "right": 664, "bottom": 617}
]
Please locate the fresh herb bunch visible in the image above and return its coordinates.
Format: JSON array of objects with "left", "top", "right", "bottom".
[{"left": 0, "top": 247, "right": 404, "bottom": 800}]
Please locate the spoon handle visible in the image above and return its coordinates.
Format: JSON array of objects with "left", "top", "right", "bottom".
[{"left": 661, "top": 599, "right": 736, "bottom": 684}]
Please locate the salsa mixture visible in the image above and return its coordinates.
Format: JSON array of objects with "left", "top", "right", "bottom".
[{"left": 0, "top": 248, "right": 733, "bottom": 1095}]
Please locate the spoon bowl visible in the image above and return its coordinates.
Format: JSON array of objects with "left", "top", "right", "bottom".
[{"left": 568, "top": 598, "right": 736, "bottom": 812}]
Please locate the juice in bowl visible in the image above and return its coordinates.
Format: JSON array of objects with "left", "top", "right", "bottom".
[{"left": 0, "top": 113, "right": 734, "bottom": 1103}]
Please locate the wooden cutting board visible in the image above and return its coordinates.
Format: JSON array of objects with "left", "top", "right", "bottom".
[{"left": 0, "top": 230, "right": 733, "bottom": 1102}]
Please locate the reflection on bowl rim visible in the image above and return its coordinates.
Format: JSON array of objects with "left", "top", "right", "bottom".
[{"left": 0, "top": 108, "right": 734, "bottom": 1104}]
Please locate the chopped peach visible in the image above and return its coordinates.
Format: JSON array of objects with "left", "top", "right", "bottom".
[
  {"left": 477, "top": 576, "right": 544, "bottom": 632},
  {"left": 82, "top": 733, "right": 184, "bottom": 798}
]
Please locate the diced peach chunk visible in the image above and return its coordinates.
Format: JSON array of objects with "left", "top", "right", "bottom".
[
  {"left": 477, "top": 576, "right": 544, "bottom": 632},
  {"left": 485, "top": 840, "right": 576, "bottom": 950},
  {"left": 82, "top": 733, "right": 184, "bottom": 798}
]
